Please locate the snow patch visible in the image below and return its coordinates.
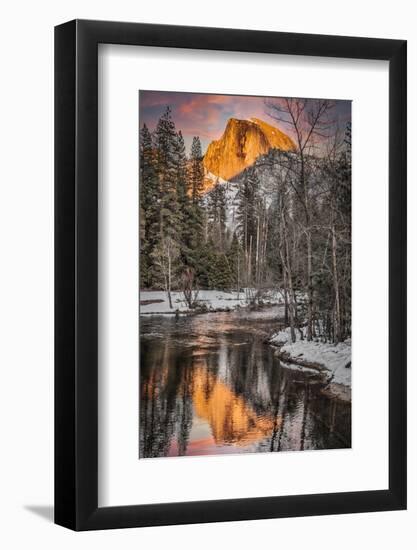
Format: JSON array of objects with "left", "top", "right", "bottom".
[
  {"left": 269, "top": 328, "right": 351, "bottom": 387},
  {"left": 140, "top": 288, "right": 284, "bottom": 315}
]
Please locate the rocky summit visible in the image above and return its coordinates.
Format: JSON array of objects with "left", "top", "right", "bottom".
[{"left": 203, "top": 117, "right": 295, "bottom": 182}]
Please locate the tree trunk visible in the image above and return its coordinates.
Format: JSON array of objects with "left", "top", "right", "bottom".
[
  {"left": 282, "top": 265, "right": 289, "bottom": 325},
  {"left": 167, "top": 249, "right": 173, "bottom": 309},
  {"left": 262, "top": 212, "right": 268, "bottom": 285},
  {"left": 248, "top": 234, "right": 253, "bottom": 288},
  {"left": 305, "top": 228, "right": 313, "bottom": 341},
  {"left": 237, "top": 249, "right": 240, "bottom": 301},
  {"left": 283, "top": 215, "right": 296, "bottom": 343},
  {"left": 299, "top": 151, "right": 313, "bottom": 342},
  {"left": 331, "top": 222, "right": 341, "bottom": 343},
  {"left": 255, "top": 215, "right": 260, "bottom": 287}
]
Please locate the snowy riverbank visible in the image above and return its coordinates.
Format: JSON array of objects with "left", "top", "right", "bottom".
[
  {"left": 140, "top": 289, "right": 284, "bottom": 315},
  {"left": 269, "top": 327, "right": 351, "bottom": 391}
]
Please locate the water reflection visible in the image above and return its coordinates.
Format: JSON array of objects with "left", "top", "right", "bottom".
[{"left": 139, "top": 311, "right": 351, "bottom": 458}]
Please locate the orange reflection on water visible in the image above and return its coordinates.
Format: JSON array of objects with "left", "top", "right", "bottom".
[{"left": 191, "top": 365, "right": 280, "bottom": 449}]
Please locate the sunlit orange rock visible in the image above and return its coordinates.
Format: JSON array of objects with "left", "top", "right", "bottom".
[{"left": 203, "top": 117, "right": 295, "bottom": 183}]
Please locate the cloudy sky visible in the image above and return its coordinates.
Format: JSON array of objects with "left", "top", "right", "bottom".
[{"left": 139, "top": 90, "right": 351, "bottom": 154}]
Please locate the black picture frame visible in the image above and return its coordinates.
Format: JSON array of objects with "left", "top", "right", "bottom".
[{"left": 55, "top": 19, "right": 407, "bottom": 531}]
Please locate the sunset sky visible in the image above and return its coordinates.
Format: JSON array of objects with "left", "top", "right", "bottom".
[{"left": 139, "top": 90, "right": 351, "bottom": 154}]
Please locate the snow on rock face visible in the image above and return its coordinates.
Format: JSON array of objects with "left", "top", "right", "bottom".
[
  {"left": 203, "top": 145, "right": 296, "bottom": 237},
  {"left": 269, "top": 328, "right": 352, "bottom": 388},
  {"left": 203, "top": 117, "right": 295, "bottom": 182},
  {"left": 203, "top": 173, "right": 241, "bottom": 233}
]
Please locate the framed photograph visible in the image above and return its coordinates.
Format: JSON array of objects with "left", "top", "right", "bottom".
[{"left": 55, "top": 20, "right": 406, "bottom": 530}]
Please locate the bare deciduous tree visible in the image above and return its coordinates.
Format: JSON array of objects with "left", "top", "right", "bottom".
[
  {"left": 181, "top": 267, "right": 200, "bottom": 309},
  {"left": 266, "top": 98, "right": 335, "bottom": 341},
  {"left": 151, "top": 236, "right": 179, "bottom": 309}
]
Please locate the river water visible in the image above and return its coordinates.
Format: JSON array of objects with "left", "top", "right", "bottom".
[{"left": 139, "top": 307, "right": 351, "bottom": 458}]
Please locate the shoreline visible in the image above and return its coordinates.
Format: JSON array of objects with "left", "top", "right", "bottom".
[
  {"left": 268, "top": 329, "right": 352, "bottom": 402},
  {"left": 139, "top": 303, "right": 278, "bottom": 316},
  {"left": 139, "top": 288, "right": 285, "bottom": 316}
]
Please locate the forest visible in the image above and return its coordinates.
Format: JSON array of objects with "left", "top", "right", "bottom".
[{"left": 139, "top": 99, "right": 351, "bottom": 345}]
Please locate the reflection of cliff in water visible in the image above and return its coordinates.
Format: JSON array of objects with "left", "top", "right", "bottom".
[
  {"left": 139, "top": 313, "right": 351, "bottom": 458},
  {"left": 192, "top": 363, "right": 278, "bottom": 447}
]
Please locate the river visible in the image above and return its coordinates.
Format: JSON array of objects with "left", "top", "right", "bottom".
[{"left": 139, "top": 306, "right": 351, "bottom": 458}]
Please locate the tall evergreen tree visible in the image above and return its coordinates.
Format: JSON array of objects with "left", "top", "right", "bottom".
[
  {"left": 173, "top": 129, "right": 188, "bottom": 268},
  {"left": 152, "top": 107, "right": 183, "bottom": 295},
  {"left": 174, "top": 130, "right": 188, "bottom": 206},
  {"left": 155, "top": 107, "right": 181, "bottom": 240},
  {"left": 190, "top": 136, "right": 204, "bottom": 203},
  {"left": 139, "top": 123, "right": 160, "bottom": 287},
  {"left": 180, "top": 136, "right": 205, "bottom": 278},
  {"left": 207, "top": 183, "right": 227, "bottom": 251},
  {"left": 227, "top": 233, "right": 243, "bottom": 294},
  {"left": 210, "top": 253, "right": 232, "bottom": 290},
  {"left": 205, "top": 248, "right": 232, "bottom": 290}
]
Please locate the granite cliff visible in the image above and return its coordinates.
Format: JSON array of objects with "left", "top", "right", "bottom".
[{"left": 203, "top": 117, "right": 295, "bottom": 183}]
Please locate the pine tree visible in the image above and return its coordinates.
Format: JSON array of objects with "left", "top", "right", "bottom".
[
  {"left": 227, "top": 233, "right": 243, "bottom": 293},
  {"left": 190, "top": 136, "right": 204, "bottom": 203},
  {"left": 155, "top": 107, "right": 181, "bottom": 239},
  {"left": 173, "top": 130, "right": 189, "bottom": 268},
  {"left": 337, "top": 121, "right": 352, "bottom": 221},
  {"left": 197, "top": 238, "right": 216, "bottom": 289},
  {"left": 184, "top": 202, "right": 205, "bottom": 274},
  {"left": 152, "top": 107, "right": 183, "bottom": 295},
  {"left": 174, "top": 130, "right": 188, "bottom": 207},
  {"left": 207, "top": 183, "right": 227, "bottom": 251},
  {"left": 177, "top": 136, "right": 205, "bottom": 279},
  {"left": 139, "top": 123, "right": 160, "bottom": 287},
  {"left": 208, "top": 253, "right": 232, "bottom": 290}
]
